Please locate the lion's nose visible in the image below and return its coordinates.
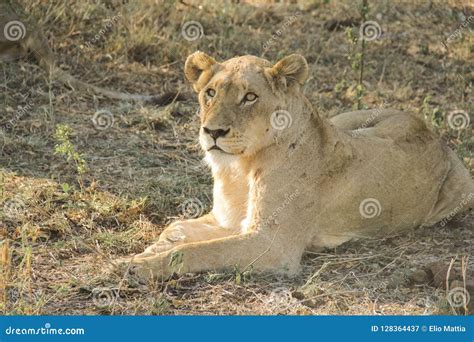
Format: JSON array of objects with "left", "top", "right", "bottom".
[{"left": 203, "top": 127, "right": 230, "bottom": 140}]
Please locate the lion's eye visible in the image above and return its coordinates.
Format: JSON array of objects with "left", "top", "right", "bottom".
[
  {"left": 242, "top": 92, "right": 258, "bottom": 103},
  {"left": 206, "top": 88, "right": 216, "bottom": 98}
]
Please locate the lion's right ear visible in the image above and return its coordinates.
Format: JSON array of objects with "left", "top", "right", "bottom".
[
  {"left": 184, "top": 51, "right": 218, "bottom": 93},
  {"left": 265, "top": 54, "right": 309, "bottom": 92}
]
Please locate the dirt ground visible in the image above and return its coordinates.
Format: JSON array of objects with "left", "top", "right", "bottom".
[{"left": 0, "top": 0, "right": 473, "bottom": 315}]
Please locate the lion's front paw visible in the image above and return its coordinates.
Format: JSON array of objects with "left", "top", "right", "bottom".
[
  {"left": 126, "top": 260, "right": 156, "bottom": 284},
  {"left": 142, "top": 223, "right": 187, "bottom": 255},
  {"left": 139, "top": 241, "right": 171, "bottom": 256},
  {"left": 108, "top": 256, "right": 138, "bottom": 279},
  {"left": 115, "top": 254, "right": 173, "bottom": 284}
]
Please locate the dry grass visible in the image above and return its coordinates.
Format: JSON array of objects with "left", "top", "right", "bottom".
[{"left": 0, "top": 0, "right": 473, "bottom": 315}]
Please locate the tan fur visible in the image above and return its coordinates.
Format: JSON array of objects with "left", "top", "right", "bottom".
[{"left": 119, "top": 52, "right": 473, "bottom": 281}]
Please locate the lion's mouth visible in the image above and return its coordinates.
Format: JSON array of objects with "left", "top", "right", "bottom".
[
  {"left": 208, "top": 145, "right": 222, "bottom": 151},
  {"left": 208, "top": 145, "right": 232, "bottom": 154},
  {"left": 207, "top": 145, "right": 243, "bottom": 156}
]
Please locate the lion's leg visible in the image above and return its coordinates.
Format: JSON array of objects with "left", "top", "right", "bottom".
[
  {"left": 423, "top": 148, "right": 474, "bottom": 226},
  {"left": 129, "top": 231, "right": 305, "bottom": 281},
  {"left": 137, "top": 214, "right": 239, "bottom": 257}
]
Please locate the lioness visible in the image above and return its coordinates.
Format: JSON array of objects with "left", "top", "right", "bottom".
[{"left": 121, "top": 52, "right": 473, "bottom": 280}]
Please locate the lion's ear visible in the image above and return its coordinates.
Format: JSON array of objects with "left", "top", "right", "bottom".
[
  {"left": 184, "top": 51, "right": 218, "bottom": 92},
  {"left": 266, "top": 54, "right": 309, "bottom": 90}
]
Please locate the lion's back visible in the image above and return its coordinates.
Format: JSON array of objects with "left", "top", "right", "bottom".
[{"left": 331, "top": 109, "right": 433, "bottom": 143}]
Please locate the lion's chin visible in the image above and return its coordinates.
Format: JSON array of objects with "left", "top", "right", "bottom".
[{"left": 204, "top": 150, "right": 241, "bottom": 170}]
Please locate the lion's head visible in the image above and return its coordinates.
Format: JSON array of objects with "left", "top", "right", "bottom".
[{"left": 184, "top": 52, "right": 309, "bottom": 167}]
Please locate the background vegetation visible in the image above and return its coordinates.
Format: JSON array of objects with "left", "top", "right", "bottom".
[{"left": 0, "top": 0, "right": 472, "bottom": 315}]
